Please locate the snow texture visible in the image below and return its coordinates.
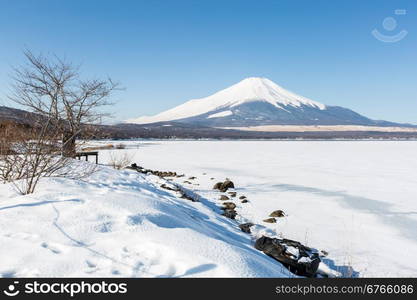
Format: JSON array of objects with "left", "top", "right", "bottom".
[
  {"left": 2, "top": 140, "right": 416, "bottom": 278},
  {"left": 97, "top": 140, "right": 417, "bottom": 277},
  {"left": 0, "top": 162, "right": 292, "bottom": 277}
]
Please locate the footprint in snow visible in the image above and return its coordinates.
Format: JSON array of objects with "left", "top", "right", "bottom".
[
  {"left": 40, "top": 242, "right": 64, "bottom": 254},
  {"left": 84, "top": 260, "right": 100, "bottom": 274},
  {"left": 5, "top": 232, "right": 39, "bottom": 242},
  {"left": 85, "top": 260, "right": 97, "bottom": 268}
]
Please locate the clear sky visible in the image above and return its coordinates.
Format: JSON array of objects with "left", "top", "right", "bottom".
[{"left": 0, "top": 0, "right": 416, "bottom": 123}]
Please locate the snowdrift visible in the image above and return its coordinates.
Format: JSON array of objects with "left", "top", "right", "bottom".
[{"left": 0, "top": 164, "right": 293, "bottom": 277}]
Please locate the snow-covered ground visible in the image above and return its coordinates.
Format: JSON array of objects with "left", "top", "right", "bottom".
[
  {"left": 1, "top": 140, "right": 416, "bottom": 278},
  {"left": 0, "top": 161, "right": 295, "bottom": 277},
  {"left": 96, "top": 140, "right": 417, "bottom": 277}
]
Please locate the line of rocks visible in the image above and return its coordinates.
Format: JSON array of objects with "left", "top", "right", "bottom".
[
  {"left": 211, "top": 178, "right": 323, "bottom": 277},
  {"left": 160, "top": 181, "right": 199, "bottom": 202},
  {"left": 213, "top": 179, "right": 241, "bottom": 220},
  {"left": 128, "top": 164, "right": 198, "bottom": 202},
  {"left": 128, "top": 163, "right": 324, "bottom": 277},
  {"left": 127, "top": 163, "right": 184, "bottom": 178}
]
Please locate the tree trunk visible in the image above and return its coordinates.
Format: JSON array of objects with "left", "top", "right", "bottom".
[{"left": 62, "top": 132, "right": 77, "bottom": 157}]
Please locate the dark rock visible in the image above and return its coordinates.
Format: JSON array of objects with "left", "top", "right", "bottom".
[
  {"left": 239, "top": 195, "right": 247, "bottom": 200},
  {"left": 239, "top": 223, "right": 254, "bottom": 233},
  {"left": 179, "top": 191, "right": 197, "bottom": 202},
  {"left": 263, "top": 218, "right": 277, "bottom": 223},
  {"left": 189, "top": 176, "right": 196, "bottom": 180},
  {"left": 222, "top": 202, "right": 236, "bottom": 210},
  {"left": 127, "top": 163, "right": 147, "bottom": 172},
  {"left": 213, "top": 182, "right": 223, "bottom": 190},
  {"left": 219, "top": 195, "right": 230, "bottom": 201},
  {"left": 220, "top": 180, "right": 235, "bottom": 191},
  {"left": 320, "top": 250, "right": 328, "bottom": 257},
  {"left": 183, "top": 181, "right": 192, "bottom": 184},
  {"left": 241, "top": 199, "right": 249, "bottom": 203},
  {"left": 228, "top": 191, "right": 237, "bottom": 197},
  {"left": 269, "top": 210, "right": 285, "bottom": 218},
  {"left": 160, "top": 184, "right": 178, "bottom": 192},
  {"left": 254, "top": 236, "right": 321, "bottom": 277},
  {"left": 213, "top": 180, "right": 235, "bottom": 192},
  {"left": 130, "top": 166, "right": 179, "bottom": 178},
  {"left": 222, "top": 209, "right": 237, "bottom": 219}
]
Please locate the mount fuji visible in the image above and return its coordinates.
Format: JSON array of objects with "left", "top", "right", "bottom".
[{"left": 126, "top": 77, "right": 404, "bottom": 127}]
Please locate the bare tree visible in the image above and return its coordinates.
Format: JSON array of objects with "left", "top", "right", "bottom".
[
  {"left": 0, "top": 120, "right": 96, "bottom": 194},
  {"left": 8, "top": 50, "right": 120, "bottom": 157},
  {"left": 0, "top": 50, "right": 115, "bottom": 194}
]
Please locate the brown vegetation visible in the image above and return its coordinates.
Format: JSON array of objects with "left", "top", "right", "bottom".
[
  {"left": 0, "top": 122, "right": 96, "bottom": 194},
  {"left": 8, "top": 50, "right": 120, "bottom": 157}
]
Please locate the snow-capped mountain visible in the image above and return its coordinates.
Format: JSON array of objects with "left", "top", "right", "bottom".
[{"left": 126, "top": 77, "right": 397, "bottom": 127}]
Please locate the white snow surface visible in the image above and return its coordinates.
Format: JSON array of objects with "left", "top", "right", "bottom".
[
  {"left": 96, "top": 140, "right": 417, "bottom": 277},
  {"left": 127, "top": 77, "right": 326, "bottom": 124},
  {"left": 207, "top": 110, "right": 233, "bottom": 119},
  {"left": 0, "top": 161, "right": 292, "bottom": 278},
  {"left": 3, "top": 140, "right": 417, "bottom": 278}
]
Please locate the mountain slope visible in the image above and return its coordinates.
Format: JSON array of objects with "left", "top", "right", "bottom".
[
  {"left": 0, "top": 105, "right": 34, "bottom": 125},
  {"left": 127, "top": 77, "right": 405, "bottom": 127}
]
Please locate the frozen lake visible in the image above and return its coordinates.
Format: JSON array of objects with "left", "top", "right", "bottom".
[{"left": 99, "top": 140, "right": 417, "bottom": 277}]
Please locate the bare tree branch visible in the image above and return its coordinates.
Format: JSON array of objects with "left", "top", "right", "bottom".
[{"left": 8, "top": 50, "right": 120, "bottom": 157}]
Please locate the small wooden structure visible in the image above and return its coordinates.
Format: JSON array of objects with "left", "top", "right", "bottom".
[{"left": 75, "top": 151, "right": 99, "bottom": 164}]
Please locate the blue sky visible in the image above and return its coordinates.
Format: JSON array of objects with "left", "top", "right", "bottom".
[{"left": 0, "top": 0, "right": 416, "bottom": 123}]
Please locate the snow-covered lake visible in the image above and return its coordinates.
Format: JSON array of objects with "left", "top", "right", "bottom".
[{"left": 100, "top": 140, "right": 417, "bottom": 277}]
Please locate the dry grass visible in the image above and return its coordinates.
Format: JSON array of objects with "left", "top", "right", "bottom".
[
  {"left": 81, "top": 144, "right": 114, "bottom": 151},
  {"left": 108, "top": 151, "right": 134, "bottom": 170}
]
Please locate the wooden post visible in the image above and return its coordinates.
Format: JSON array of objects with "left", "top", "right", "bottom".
[{"left": 75, "top": 152, "right": 98, "bottom": 164}]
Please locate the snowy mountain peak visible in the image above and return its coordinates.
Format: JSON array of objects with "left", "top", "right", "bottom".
[
  {"left": 127, "top": 77, "right": 326, "bottom": 124},
  {"left": 216, "top": 77, "right": 326, "bottom": 109}
]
